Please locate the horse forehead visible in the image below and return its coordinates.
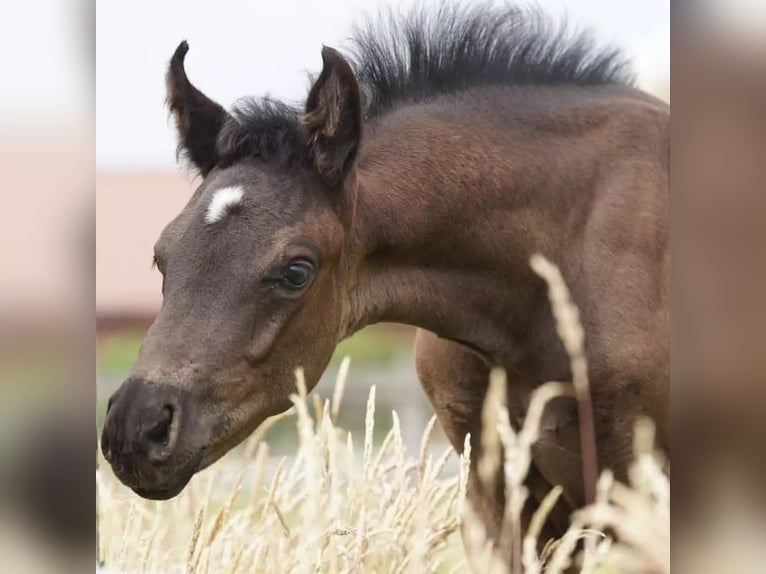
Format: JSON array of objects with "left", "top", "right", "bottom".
[
  {"left": 197, "top": 179, "right": 284, "bottom": 227},
  {"left": 199, "top": 166, "right": 305, "bottom": 219}
]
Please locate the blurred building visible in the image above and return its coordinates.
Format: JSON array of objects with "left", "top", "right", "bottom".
[{"left": 97, "top": 171, "right": 191, "bottom": 327}]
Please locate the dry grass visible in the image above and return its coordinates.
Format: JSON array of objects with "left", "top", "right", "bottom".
[{"left": 97, "top": 255, "right": 669, "bottom": 573}]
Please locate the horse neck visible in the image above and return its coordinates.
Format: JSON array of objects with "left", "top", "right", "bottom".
[{"left": 341, "top": 100, "right": 571, "bottom": 360}]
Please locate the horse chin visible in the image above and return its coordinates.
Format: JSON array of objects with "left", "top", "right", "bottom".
[
  {"left": 128, "top": 451, "right": 203, "bottom": 501},
  {"left": 132, "top": 477, "right": 192, "bottom": 500}
]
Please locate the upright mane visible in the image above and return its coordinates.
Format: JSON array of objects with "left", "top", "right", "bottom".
[
  {"left": 217, "top": 3, "right": 633, "bottom": 167},
  {"left": 349, "top": 3, "right": 633, "bottom": 116}
]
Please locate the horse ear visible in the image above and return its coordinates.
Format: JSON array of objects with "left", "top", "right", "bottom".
[
  {"left": 303, "top": 46, "right": 362, "bottom": 187},
  {"left": 166, "top": 41, "right": 229, "bottom": 176}
]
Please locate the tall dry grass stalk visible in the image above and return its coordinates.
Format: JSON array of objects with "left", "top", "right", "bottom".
[
  {"left": 97, "top": 255, "right": 668, "bottom": 573},
  {"left": 529, "top": 254, "right": 597, "bottom": 505}
]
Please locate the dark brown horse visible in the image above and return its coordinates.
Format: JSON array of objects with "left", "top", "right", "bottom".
[{"left": 101, "top": 3, "right": 668, "bottom": 558}]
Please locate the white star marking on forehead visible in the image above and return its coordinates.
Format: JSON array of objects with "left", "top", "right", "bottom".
[{"left": 205, "top": 186, "right": 244, "bottom": 224}]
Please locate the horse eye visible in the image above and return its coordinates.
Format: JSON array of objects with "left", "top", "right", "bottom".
[{"left": 281, "top": 260, "right": 314, "bottom": 290}]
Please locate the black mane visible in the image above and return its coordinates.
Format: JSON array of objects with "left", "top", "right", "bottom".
[
  {"left": 218, "top": 3, "right": 633, "bottom": 166},
  {"left": 350, "top": 3, "right": 632, "bottom": 116}
]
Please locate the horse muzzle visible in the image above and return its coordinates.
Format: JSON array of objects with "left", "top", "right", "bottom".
[{"left": 100, "top": 377, "right": 209, "bottom": 499}]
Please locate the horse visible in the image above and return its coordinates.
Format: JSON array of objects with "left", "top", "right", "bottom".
[{"left": 101, "top": 3, "right": 669, "bottom": 561}]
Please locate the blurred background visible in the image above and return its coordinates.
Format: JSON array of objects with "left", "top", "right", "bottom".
[{"left": 0, "top": 1, "right": 93, "bottom": 570}]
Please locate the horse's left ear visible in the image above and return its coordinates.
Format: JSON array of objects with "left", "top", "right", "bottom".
[{"left": 303, "top": 46, "right": 362, "bottom": 188}]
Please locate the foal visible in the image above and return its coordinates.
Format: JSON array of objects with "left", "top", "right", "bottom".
[{"left": 101, "top": 4, "right": 669, "bottom": 560}]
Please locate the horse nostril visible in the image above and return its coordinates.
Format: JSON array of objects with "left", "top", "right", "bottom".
[{"left": 146, "top": 405, "right": 174, "bottom": 448}]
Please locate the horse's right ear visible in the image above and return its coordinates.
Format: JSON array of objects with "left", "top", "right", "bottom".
[{"left": 166, "top": 41, "right": 229, "bottom": 176}]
